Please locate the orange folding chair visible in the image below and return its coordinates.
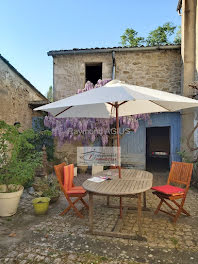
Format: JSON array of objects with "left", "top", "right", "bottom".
[
  {"left": 152, "top": 161, "right": 193, "bottom": 223},
  {"left": 54, "top": 162, "right": 89, "bottom": 218}
]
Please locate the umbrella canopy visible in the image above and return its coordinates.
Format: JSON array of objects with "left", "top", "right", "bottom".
[{"left": 35, "top": 80, "right": 198, "bottom": 118}]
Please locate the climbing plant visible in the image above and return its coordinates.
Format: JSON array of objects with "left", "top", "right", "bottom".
[{"left": 44, "top": 79, "right": 150, "bottom": 146}]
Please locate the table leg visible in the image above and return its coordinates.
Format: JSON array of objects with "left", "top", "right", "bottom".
[
  {"left": 120, "top": 197, "right": 122, "bottom": 218},
  {"left": 143, "top": 192, "right": 147, "bottom": 209},
  {"left": 107, "top": 196, "right": 110, "bottom": 206},
  {"left": 137, "top": 193, "right": 142, "bottom": 236},
  {"left": 89, "top": 192, "right": 94, "bottom": 234}
]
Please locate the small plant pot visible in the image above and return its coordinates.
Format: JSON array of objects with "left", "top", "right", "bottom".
[
  {"left": 49, "top": 194, "right": 60, "bottom": 204},
  {"left": 32, "top": 197, "right": 50, "bottom": 215}
]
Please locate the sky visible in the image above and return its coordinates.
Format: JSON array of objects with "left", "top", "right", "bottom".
[{"left": 0, "top": 0, "right": 181, "bottom": 97}]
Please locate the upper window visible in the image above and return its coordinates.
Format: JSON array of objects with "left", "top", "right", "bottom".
[{"left": 85, "top": 63, "right": 102, "bottom": 85}]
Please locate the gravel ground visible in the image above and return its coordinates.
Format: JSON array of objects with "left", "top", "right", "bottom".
[{"left": 0, "top": 171, "right": 198, "bottom": 264}]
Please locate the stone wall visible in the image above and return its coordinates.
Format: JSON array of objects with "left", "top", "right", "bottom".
[
  {"left": 115, "top": 49, "right": 181, "bottom": 94},
  {"left": 0, "top": 57, "right": 46, "bottom": 130},
  {"left": 196, "top": 0, "right": 198, "bottom": 81},
  {"left": 181, "top": 0, "right": 197, "bottom": 155},
  {"left": 53, "top": 53, "right": 112, "bottom": 100},
  {"left": 53, "top": 47, "right": 181, "bottom": 101}
]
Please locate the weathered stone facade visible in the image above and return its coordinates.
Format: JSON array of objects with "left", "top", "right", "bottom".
[
  {"left": 0, "top": 55, "right": 48, "bottom": 130},
  {"left": 52, "top": 46, "right": 181, "bottom": 101},
  {"left": 49, "top": 46, "right": 181, "bottom": 163},
  {"left": 196, "top": 0, "right": 198, "bottom": 82},
  {"left": 179, "top": 0, "right": 198, "bottom": 153},
  {"left": 116, "top": 49, "right": 181, "bottom": 93}
]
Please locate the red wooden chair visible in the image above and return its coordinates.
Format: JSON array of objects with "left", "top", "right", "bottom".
[
  {"left": 54, "top": 162, "right": 89, "bottom": 218},
  {"left": 152, "top": 161, "right": 193, "bottom": 223}
]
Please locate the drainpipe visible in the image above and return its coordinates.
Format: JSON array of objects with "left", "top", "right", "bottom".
[{"left": 112, "top": 51, "right": 116, "bottom": 80}]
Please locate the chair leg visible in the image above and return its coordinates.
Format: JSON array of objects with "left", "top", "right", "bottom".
[
  {"left": 72, "top": 205, "right": 84, "bottom": 218},
  {"left": 60, "top": 196, "right": 84, "bottom": 218},
  {"left": 80, "top": 198, "right": 89, "bottom": 209},
  {"left": 163, "top": 199, "right": 176, "bottom": 211},
  {"left": 173, "top": 197, "right": 189, "bottom": 223},
  {"left": 60, "top": 196, "right": 82, "bottom": 215},
  {"left": 69, "top": 197, "right": 84, "bottom": 218},
  {"left": 60, "top": 205, "right": 72, "bottom": 216},
  {"left": 172, "top": 199, "right": 190, "bottom": 216},
  {"left": 154, "top": 191, "right": 190, "bottom": 223},
  {"left": 154, "top": 199, "right": 164, "bottom": 215}
]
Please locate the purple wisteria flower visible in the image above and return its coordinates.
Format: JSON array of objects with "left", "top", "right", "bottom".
[{"left": 44, "top": 79, "right": 150, "bottom": 146}]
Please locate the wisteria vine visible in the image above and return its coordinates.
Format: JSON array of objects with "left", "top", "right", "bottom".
[{"left": 44, "top": 79, "right": 150, "bottom": 146}]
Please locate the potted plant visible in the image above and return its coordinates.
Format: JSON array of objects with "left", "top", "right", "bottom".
[
  {"left": 0, "top": 121, "right": 42, "bottom": 216},
  {"left": 32, "top": 176, "right": 60, "bottom": 203},
  {"left": 32, "top": 197, "right": 51, "bottom": 215}
]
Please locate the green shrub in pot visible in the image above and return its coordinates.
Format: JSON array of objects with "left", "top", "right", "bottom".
[
  {"left": 33, "top": 176, "right": 60, "bottom": 203},
  {"left": 0, "top": 121, "right": 44, "bottom": 216}
]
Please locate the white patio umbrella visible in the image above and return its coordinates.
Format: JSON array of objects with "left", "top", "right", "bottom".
[{"left": 35, "top": 80, "right": 198, "bottom": 217}]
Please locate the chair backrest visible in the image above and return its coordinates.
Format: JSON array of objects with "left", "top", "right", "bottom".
[
  {"left": 168, "top": 161, "right": 193, "bottom": 189},
  {"left": 64, "top": 164, "right": 74, "bottom": 192},
  {"left": 54, "top": 162, "right": 67, "bottom": 191}
]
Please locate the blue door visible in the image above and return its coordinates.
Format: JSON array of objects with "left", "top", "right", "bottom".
[{"left": 120, "top": 112, "right": 181, "bottom": 169}]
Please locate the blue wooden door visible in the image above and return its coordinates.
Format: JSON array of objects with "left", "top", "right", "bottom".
[
  {"left": 120, "top": 123, "right": 146, "bottom": 169},
  {"left": 120, "top": 112, "right": 181, "bottom": 169}
]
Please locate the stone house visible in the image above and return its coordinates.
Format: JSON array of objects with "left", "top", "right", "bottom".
[
  {"left": 47, "top": 0, "right": 198, "bottom": 169},
  {"left": 0, "top": 54, "right": 48, "bottom": 130},
  {"left": 48, "top": 45, "right": 182, "bottom": 169}
]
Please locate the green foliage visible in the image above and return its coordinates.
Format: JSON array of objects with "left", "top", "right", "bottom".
[
  {"left": 120, "top": 22, "right": 180, "bottom": 48},
  {"left": 47, "top": 86, "right": 53, "bottom": 102},
  {"left": 174, "top": 26, "right": 181, "bottom": 45},
  {"left": 32, "top": 117, "right": 54, "bottom": 161},
  {"left": 0, "top": 121, "right": 43, "bottom": 187},
  {"left": 170, "top": 237, "right": 179, "bottom": 250},
  {"left": 177, "top": 149, "right": 198, "bottom": 189},
  {"left": 177, "top": 150, "right": 192, "bottom": 163},
  {"left": 42, "top": 181, "right": 60, "bottom": 198},
  {"left": 120, "top": 28, "right": 145, "bottom": 47},
  {"left": 146, "top": 22, "right": 176, "bottom": 46},
  {"left": 33, "top": 176, "right": 60, "bottom": 198}
]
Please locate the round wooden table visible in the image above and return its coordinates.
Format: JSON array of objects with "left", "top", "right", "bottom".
[{"left": 83, "top": 169, "right": 153, "bottom": 239}]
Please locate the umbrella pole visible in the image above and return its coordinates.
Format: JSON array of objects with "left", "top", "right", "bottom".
[
  {"left": 115, "top": 103, "right": 122, "bottom": 218},
  {"left": 115, "top": 104, "right": 121, "bottom": 178}
]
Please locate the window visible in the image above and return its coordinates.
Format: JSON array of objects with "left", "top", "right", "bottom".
[{"left": 85, "top": 63, "right": 102, "bottom": 85}]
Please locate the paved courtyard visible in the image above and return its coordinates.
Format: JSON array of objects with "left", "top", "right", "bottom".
[{"left": 0, "top": 171, "right": 198, "bottom": 264}]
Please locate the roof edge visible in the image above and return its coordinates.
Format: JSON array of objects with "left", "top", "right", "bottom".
[
  {"left": 48, "top": 45, "right": 181, "bottom": 57},
  {"left": 0, "top": 54, "right": 48, "bottom": 101}
]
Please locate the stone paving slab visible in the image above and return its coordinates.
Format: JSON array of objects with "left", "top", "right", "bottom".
[{"left": 0, "top": 172, "right": 198, "bottom": 264}]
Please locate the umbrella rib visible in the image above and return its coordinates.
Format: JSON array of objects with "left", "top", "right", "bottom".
[
  {"left": 55, "top": 106, "right": 73, "bottom": 117},
  {"left": 149, "top": 100, "right": 172, "bottom": 111},
  {"left": 107, "top": 101, "right": 128, "bottom": 107},
  {"left": 107, "top": 102, "right": 115, "bottom": 107},
  {"left": 118, "top": 101, "right": 128, "bottom": 106}
]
